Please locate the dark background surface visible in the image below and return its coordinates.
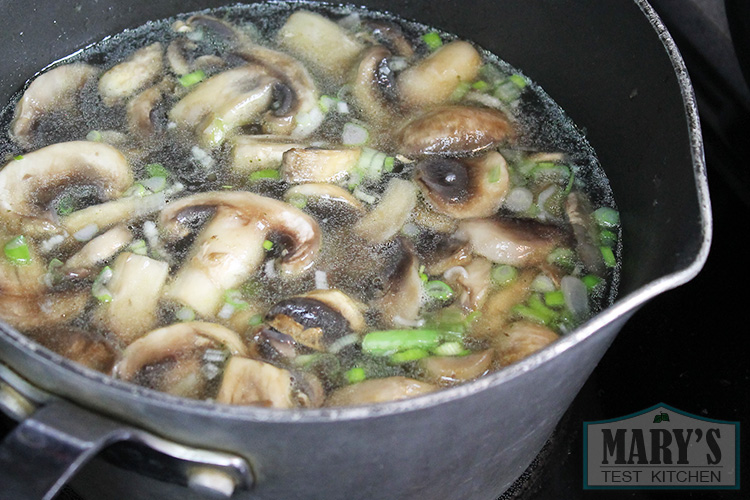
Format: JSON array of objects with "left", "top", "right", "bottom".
[
  {"left": 502, "top": 0, "right": 750, "bottom": 498},
  {"left": 1, "top": 0, "right": 748, "bottom": 499}
]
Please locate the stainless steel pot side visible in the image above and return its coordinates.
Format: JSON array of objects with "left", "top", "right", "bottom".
[{"left": 0, "top": 1, "right": 711, "bottom": 499}]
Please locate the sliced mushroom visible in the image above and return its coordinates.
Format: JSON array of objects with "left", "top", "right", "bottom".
[
  {"left": 61, "top": 190, "right": 168, "bottom": 236},
  {"left": 237, "top": 45, "right": 320, "bottom": 136},
  {"left": 159, "top": 192, "right": 321, "bottom": 316},
  {"left": 126, "top": 84, "right": 167, "bottom": 139},
  {"left": 277, "top": 10, "right": 365, "bottom": 83},
  {"left": 280, "top": 147, "right": 361, "bottom": 184},
  {"left": 415, "top": 151, "right": 510, "bottom": 219},
  {"left": 265, "top": 289, "right": 366, "bottom": 351},
  {"left": 397, "top": 40, "right": 482, "bottom": 108},
  {"left": 166, "top": 38, "right": 198, "bottom": 76},
  {"left": 168, "top": 64, "right": 278, "bottom": 148},
  {"left": 325, "top": 376, "right": 437, "bottom": 406},
  {"left": 349, "top": 45, "right": 400, "bottom": 127},
  {"left": 98, "top": 42, "right": 164, "bottom": 106},
  {"left": 377, "top": 238, "right": 423, "bottom": 327},
  {"left": 284, "top": 183, "right": 365, "bottom": 221},
  {"left": 494, "top": 320, "right": 559, "bottom": 366},
  {"left": 419, "top": 349, "right": 493, "bottom": 385},
  {"left": 216, "top": 356, "right": 323, "bottom": 408},
  {"left": 398, "top": 106, "right": 513, "bottom": 157},
  {"left": 456, "top": 218, "right": 565, "bottom": 267},
  {"left": 25, "top": 325, "right": 116, "bottom": 372},
  {"left": 0, "top": 141, "right": 133, "bottom": 236},
  {"left": 362, "top": 20, "right": 415, "bottom": 59},
  {"left": 354, "top": 178, "right": 418, "bottom": 244},
  {"left": 63, "top": 224, "right": 133, "bottom": 272},
  {"left": 10, "top": 63, "right": 98, "bottom": 147},
  {"left": 186, "top": 14, "right": 255, "bottom": 48},
  {"left": 445, "top": 257, "right": 494, "bottom": 312},
  {"left": 114, "top": 321, "right": 247, "bottom": 398},
  {"left": 230, "top": 135, "right": 305, "bottom": 174},
  {"left": 0, "top": 291, "right": 89, "bottom": 331},
  {"left": 93, "top": 252, "right": 170, "bottom": 344},
  {"left": 471, "top": 269, "right": 535, "bottom": 340}
]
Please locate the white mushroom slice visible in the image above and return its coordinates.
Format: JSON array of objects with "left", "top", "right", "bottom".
[
  {"left": 230, "top": 135, "right": 304, "bottom": 173},
  {"left": 378, "top": 239, "right": 423, "bottom": 327},
  {"left": 0, "top": 141, "right": 133, "bottom": 235},
  {"left": 325, "top": 376, "right": 437, "bottom": 407},
  {"left": 115, "top": 321, "right": 247, "bottom": 378},
  {"left": 277, "top": 10, "right": 364, "bottom": 83},
  {"left": 10, "top": 63, "right": 98, "bottom": 147},
  {"left": 160, "top": 192, "right": 321, "bottom": 316},
  {"left": 398, "top": 106, "right": 513, "bottom": 157},
  {"left": 415, "top": 151, "right": 510, "bottom": 219},
  {"left": 354, "top": 178, "right": 417, "bottom": 244},
  {"left": 169, "top": 64, "right": 277, "bottom": 147},
  {"left": 237, "top": 45, "right": 320, "bottom": 136},
  {"left": 447, "top": 257, "right": 493, "bottom": 312},
  {"left": 420, "top": 349, "right": 493, "bottom": 385},
  {"left": 472, "top": 270, "right": 535, "bottom": 340},
  {"left": 397, "top": 41, "right": 482, "bottom": 108},
  {"left": 494, "top": 321, "right": 559, "bottom": 366},
  {"left": 62, "top": 190, "right": 168, "bottom": 235},
  {"left": 280, "top": 147, "right": 361, "bottom": 184},
  {"left": 94, "top": 252, "right": 169, "bottom": 344},
  {"left": 303, "top": 289, "right": 367, "bottom": 333},
  {"left": 456, "top": 218, "right": 564, "bottom": 267},
  {"left": 99, "top": 42, "right": 164, "bottom": 105},
  {"left": 126, "top": 85, "right": 164, "bottom": 138},
  {"left": 0, "top": 291, "right": 89, "bottom": 331},
  {"left": 350, "top": 45, "right": 399, "bottom": 127},
  {"left": 63, "top": 224, "right": 133, "bottom": 271},
  {"left": 284, "top": 183, "right": 365, "bottom": 215},
  {"left": 216, "top": 357, "right": 317, "bottom": 408}
]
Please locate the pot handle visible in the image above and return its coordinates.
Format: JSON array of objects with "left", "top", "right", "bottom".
[{"left": 0, "top": 391, "right": 254, "bottom": 500}]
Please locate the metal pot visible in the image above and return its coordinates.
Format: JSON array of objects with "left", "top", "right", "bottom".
[{"left": 0, "top": 1, "right": 711, "bottom": 499}]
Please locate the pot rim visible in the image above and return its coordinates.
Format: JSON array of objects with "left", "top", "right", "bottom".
[{"left": 0, "top": 0, "right": 712, "bottom": 425}]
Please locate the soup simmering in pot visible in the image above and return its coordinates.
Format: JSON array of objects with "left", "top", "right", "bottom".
[{"left": 0, "top": 2, "right": 620, "bottom": 408}]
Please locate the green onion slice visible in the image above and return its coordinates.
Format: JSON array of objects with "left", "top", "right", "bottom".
[
  {"left": 4, "top": 235, "right": 31, "bottom": 265},
  {"left": 424, "top": 280, "right": 454, "bottom": 302},
  {"left": 362, "top": 329, "right": 443, "bottom": 356},
  {"left": 178, "top": 69, "right": 206, "bottom": 87}
]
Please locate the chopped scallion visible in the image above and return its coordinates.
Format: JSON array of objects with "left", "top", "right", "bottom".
[
  {"left": 92, "top": 266, "right": 114, "bottom": 303},
  {"left": 4, "top": 235, "right": 31, "bottom": 265},
  {"left": 129, "top": 239, "right": 148, "bottom": 255},
  {"left": 599, "top": 229, "right": 617, "bottom": 247},
  {"left": 422, "top": 31, "right": 443, "bottom": 50},
  {"left": 544, "top": 290, "right": 566, "bottom": 308},
  {"left": 262, "top": 239, "right": 274, "bottom": 251},
  {"left": 178, "top": 69, "right": 206, "bottom": 87},
  {"left": 582, "top": 274, "right": 603, "bottom": 291},
  {"left": 345, "top": 366, "right": 366, "bottom": 384},
  {"left": 593, "top": 207, "right": 620, "bottom": 228},
  {"left": 390, "top": 348, "right": 430, "bottom": 364},
  {"left": 224, "top": 289, "right": 249, "bottom": 310},
  {"left": 146, "top": 163, "right": 169, "bottom": 178},
  {"left": 362, "top": 329, "right": 443, "bottom": 356},
  {"left": 491, "top": 264, "right": 517, "bottom": 286},
  {"left": 432, "top": 341, "right": 470, "bottom": 357},
  {"left": 600, "top": 246, "right": 617, "bottom": 268},
  {"left": 248, "top": 313, "right": 264, "bottom": 326},
  {"left": 424, "top": 280, "right": 454, "bottom": 302},
  {"left": 248, "top": 169, "right": 280, "bottom": 181}
]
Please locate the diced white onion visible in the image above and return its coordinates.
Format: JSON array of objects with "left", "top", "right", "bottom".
[
  {"left": 504, "top": 187, "right": 534, "bottom": 213},
  {"left": 352, "top": 188, "right": 378, "bottom": 205},
  {"left": 531, "top": 274, "right": 556, "bottom": 293},
  {"left": 217, "top": 303, "right": 235, "bottom": 319},
  {"left": 315, "top": 270, "right": 329, "bottom": 290},
  {"left": 292, "top": 107, "right": 324, "bottom": 138},
  {"left": 328, "top": 333, "right": 359, "bottom": 354},
  {"left": 73, "top": 223, "right": 99, "bottom": 242},
  {"left": 191, "top": 145, "right": 215, "bottom": 169},
  {"left": 40, "top": 234, "right": 66, "bottom": 253},
  {"left": 201, "top": 363, "right": 221, "bottom": 381},
  {"left": 561, "top": 275, "right": 590, "bottom": 320},
  {"left": 175, "top": 306, "right": 196, "bottom": 322},
  {"left": 141, "top": 176, "right": 167, "bottom": 193},
  {"left": 392, "top": 315, "right": 425, "bottom": 328},
  {"left": 264, "top": 259, "right": 277, "bottom": 278},
  {"left": 341, "top": 122, "right": 369, "bottom": 146},
  {"left": 336, "top": 100, "right": 350, "bottom": 114},
  {"left": 536, "top": 185, "right": 558, "bottom": 220},
  {"left": 142, "top": 220, "right": 159, "bottom": 248}
]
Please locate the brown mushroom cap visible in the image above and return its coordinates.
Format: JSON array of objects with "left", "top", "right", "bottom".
[
  {"left": 398, "top": 105, "right": 513, "bottom": 157},
  {"left": 415, "top": 150, "right": 510, "bottom": 219}
]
